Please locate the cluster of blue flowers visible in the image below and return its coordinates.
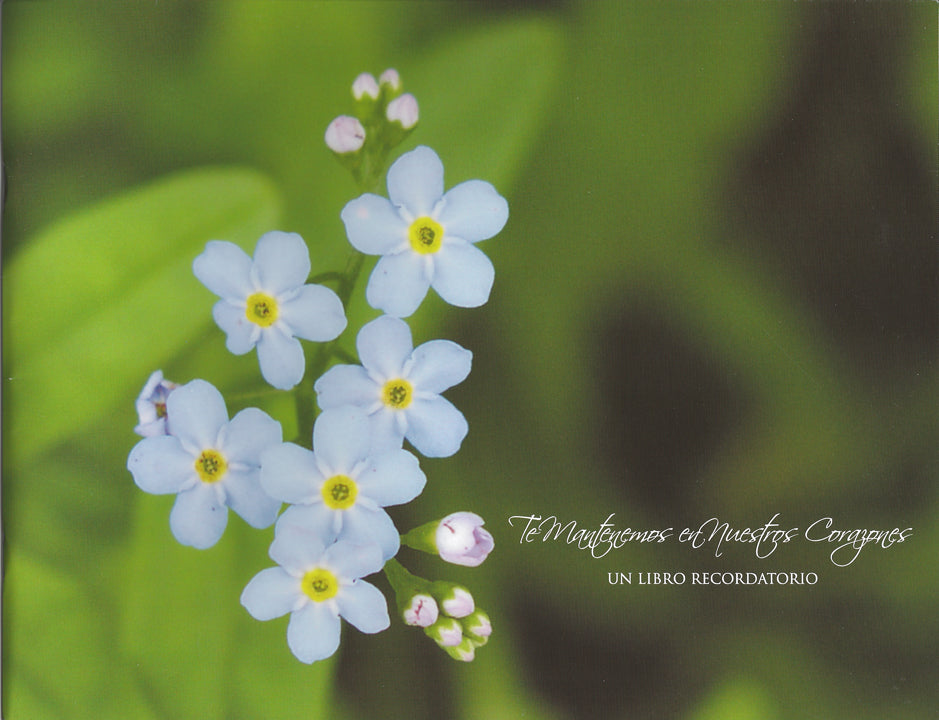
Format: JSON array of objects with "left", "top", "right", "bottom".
[{"left": 126, "top": 71, "right": 502, "bottom": 664}]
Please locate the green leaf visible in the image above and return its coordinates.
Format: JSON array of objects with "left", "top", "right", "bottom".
[
  {"left": 2, "top": 551, "right": 160, "bottom": 720},
  {"left": 3, "top": 167, "right": 282, "bottom": 466}
]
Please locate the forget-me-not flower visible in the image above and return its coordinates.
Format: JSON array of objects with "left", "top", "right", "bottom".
[
  {"left": 261, "top": 405, "right": 426, "bottom": 561},
  {"left": 127, "top": 379, "right": 282, "bottom": 549},
  {"left": 341, "top": 146, "right": 508, "bottom": 318},
  {"left": 134, "top": 369, "right": 178, "bottom": 437},
  {"left": 314, "top": 315, "right": 472, "bottom": 458},
  {"left": 193, "top": 231, "right": 347, "bottom": 390},
  {"left": 240, "top": 522, "right": 390, "bottom": 664}
]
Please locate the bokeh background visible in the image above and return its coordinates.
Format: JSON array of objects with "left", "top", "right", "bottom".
[{"left": 3, "top": 2, "right": 937, "bottom": 718}]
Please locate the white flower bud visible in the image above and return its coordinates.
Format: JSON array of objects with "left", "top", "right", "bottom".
[
  {"left": 441, "top": 587, "right": 474, "bottom": 618},
  {"left": 352, "top": 72, "right": 380, "bottom": 100},
  {"left": 435, "top": 512, "right": 494, "bottom": 567},
  {"left": 386, "top": 93, "right": 419, "bottom": 129},
  {"left": 431, "top": 617, "right": 463, "bottom": 647},
  {"left": 403, "top": 594, "right": 439, "bottom": 627},
  {"left": 466, "top": 611, "right": 492, "bottom": 639},
  {"left": 324, "top": 115, "right": 366, "bottom": 154},
  {"left": 379, "top": 68, "right": 401, "bottom": 91}
]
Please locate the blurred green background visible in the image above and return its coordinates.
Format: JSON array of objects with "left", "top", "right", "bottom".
[{"left": 3, "top": 1, "right": 937, "bottom": 718}]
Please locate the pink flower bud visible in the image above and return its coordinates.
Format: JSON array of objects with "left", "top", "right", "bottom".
[
  {"left": 386, "top": 93, "right": 419, "bottom": 129},
  {"left": 352, "top": 72, "right": 380, "bottom": 100},
  {"left": 435, "top": 512, "right": 494, "bottom": 567},
  {"left": 324, "top": 116, "right": 366, "bottom": 154},
  {"left": 466, "top": 611, "right": 492, "bottom": 639},
  {"left": 433, "top": 618, "right": 463, "bottom": 647},
  {"left": 441, "top": 587, "right": 474, "bottom": 618},
  {"left": 379, "top": 68, "right": 401, "bottom": 91},
  {"left": 403, "top": 594, "right": 439, "bottom": 627}
]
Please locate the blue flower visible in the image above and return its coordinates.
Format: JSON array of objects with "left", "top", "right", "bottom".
[
  {"left": 240, "top": 522, "right": 390, "bottom": 664},
  {"left": 126, "top": 379, "right": 282, "bottom": 549},
  {"left": 314, "top": 315, "right": 472, "bottom": 458},
  {"left": 261, "top": 405, "right": 426, "bottom": 561},
  {"left": 134, "top": 369, "right": 178, "bottom": 437},
  {"left": 341, "top": 146, "right": 508, "bottom": 318},
  {"left": 193, "top": 231, "right": 347, "bottom": 390}
]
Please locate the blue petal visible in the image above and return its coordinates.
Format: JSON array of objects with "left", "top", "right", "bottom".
[
  {"left": 261, "top": 442, "right": 323, "bottom": 504},
  {"left": 339, "top": 508, "right": 400, "bottom": 561},
  {"left": 313, "top": 406, "right": 371, "bottom": 475},
  {"left": 241, "top": 567, "right": 301, "bottom": 621},
  {"left": 212, "top": 300, "right": 259, "bottom": 355},
  {"left": 367, "top": 407, "right": 406, "bottom": 454},
  {"left": 431, "top": 241, "right": 495, "bottom": 308},
  {"left": 407, "top": 339, "right": 472, "bottom": 394},
  {"left": 341, "top": 194, "right": 408, "bottom": 254},
  {"left": 270, "top": 517, "right": 329, "bottom": 571},
  {"left": 287, "top": 603, "right": 341, "bottom": 663},
  {"left": 357, "top": 449, "right": 426, "bottom": 507},
  {"left": 387, "top": 146, "right": 444, "bottom": 216},
  {"left": 256, "top": 326, "right": 305, "bottom": 390},
  {"left": 224, "top": 468, "right": 281, "bottom": 529},
  {"left": 279, "top": 284, "right": 346, "bottom": 342},
  {"left": 127, "top": 435, "right": 196, "bottom": 494},
  {"left": 438, "top": 179, "right": 508, "bottom": 242},
  {"left": 405, "top": 396, "right": 468, "bottom": 458},
  {"left": 314, "top": 365, "right": 378, "bottom": 409},
  {"left": 356, "top": 315, "right": 412, "bottom": 379},
  {"left": 166, "top": 380, "right": 228, "bottom": 451},
  {"left": 169, "top": 484, "right": 228, "bottom": 549},
  {"left": 252, "top": 231, "right": 311, "bottom": 294},
  {"left": 365, "top": 251, "right": 431, "bottom": 318},
  {"left": 193, "top": 240, "right": 253, "bottom": 300},
  {"left": 337, "top": 580, "right": 391, "bottom": 634},
  {"left": 222, "top": 407, "right": 282, "bottom": 465},
  {"left": 324, "top": 538, "right": 384, "bottom": 579}
]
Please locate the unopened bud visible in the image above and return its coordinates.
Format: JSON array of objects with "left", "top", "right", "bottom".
[
  {"left": 464, "top": 610, "right": 491, "bottom": 644},
  {"left": 325, "top": 115, "right": 366, "bottom": 154},
  {"left": 441, "top": 587, "right": 474, "bottom": 618},
  {"left": 379, "top": 68, "right": 401, "bottom": 92},
  {"left": 386, "top": 93, "right": 419, "bottom": 130},
  {"left": 436, "top": 512, "right": 494, "bottom": 567},
  {"left": 444, "top": 638, "right": 476, "bottom": 662},
  {"left": 426, "top": 617, "right": 462, "bottom": 647},
  {"left": 352, "top": 72, "right": 380, "bottom": 100},
  {"left": 403, "top": 594, "right": 439, "bottom": 627}
]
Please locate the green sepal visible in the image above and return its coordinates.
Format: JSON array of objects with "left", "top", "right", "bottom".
[{"left": 400, "top": 518, "right": 440, "bottom": 555}]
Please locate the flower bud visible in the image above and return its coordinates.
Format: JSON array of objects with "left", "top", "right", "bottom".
[
  {"left": 379, "top": 68, "right": 401, "bottom": 92},
  {"left": 385, "top": 93, "right": 419, "bottom": 130},
  {"left": 464, "top": 610, "right": 491, "bottom": 644},
  {"left": 435, "top": 512, "right": 494, "bottom": 567},
  {"left": 443, "top": 638, "right": 476, "bottom": 662},
  {"left": 351, "top": 72, "right": 379, "bottom": 100},
  {"left": 134, "top": 370, "right": 178, "bottom": 437},
  {"left": 426, "top": 617, "right": 462, "bottom": 647},
  {"left": 403, "top": 594, "right": 439, "bottom": 627},
  {"left": 440, "top": 586, "right": 474, "bottom": 618},
  {"left": 324, "top": 115, "right": 366, "bottom": 154}
]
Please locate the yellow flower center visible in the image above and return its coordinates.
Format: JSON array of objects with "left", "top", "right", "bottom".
[
  {"left": 155, "top": 402, "right": 167, "bottom": 419},
  {"left": 321, "top": 475, "right": 358, "bottom": 510},
  {"left": 301, "top": 568, "right": 339, "bottom": 602},
  {"left": 408, "top": 216, "right": 444, "bottom": 255},
  {"left": 245, "top": 292, "right": 279, "bottom": 327},
  {"left": 382, "top": 379, "right": 413, "bottom": 409},
  {"left": 195, "top": 449, "right": 227, "bottom": 483}
]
